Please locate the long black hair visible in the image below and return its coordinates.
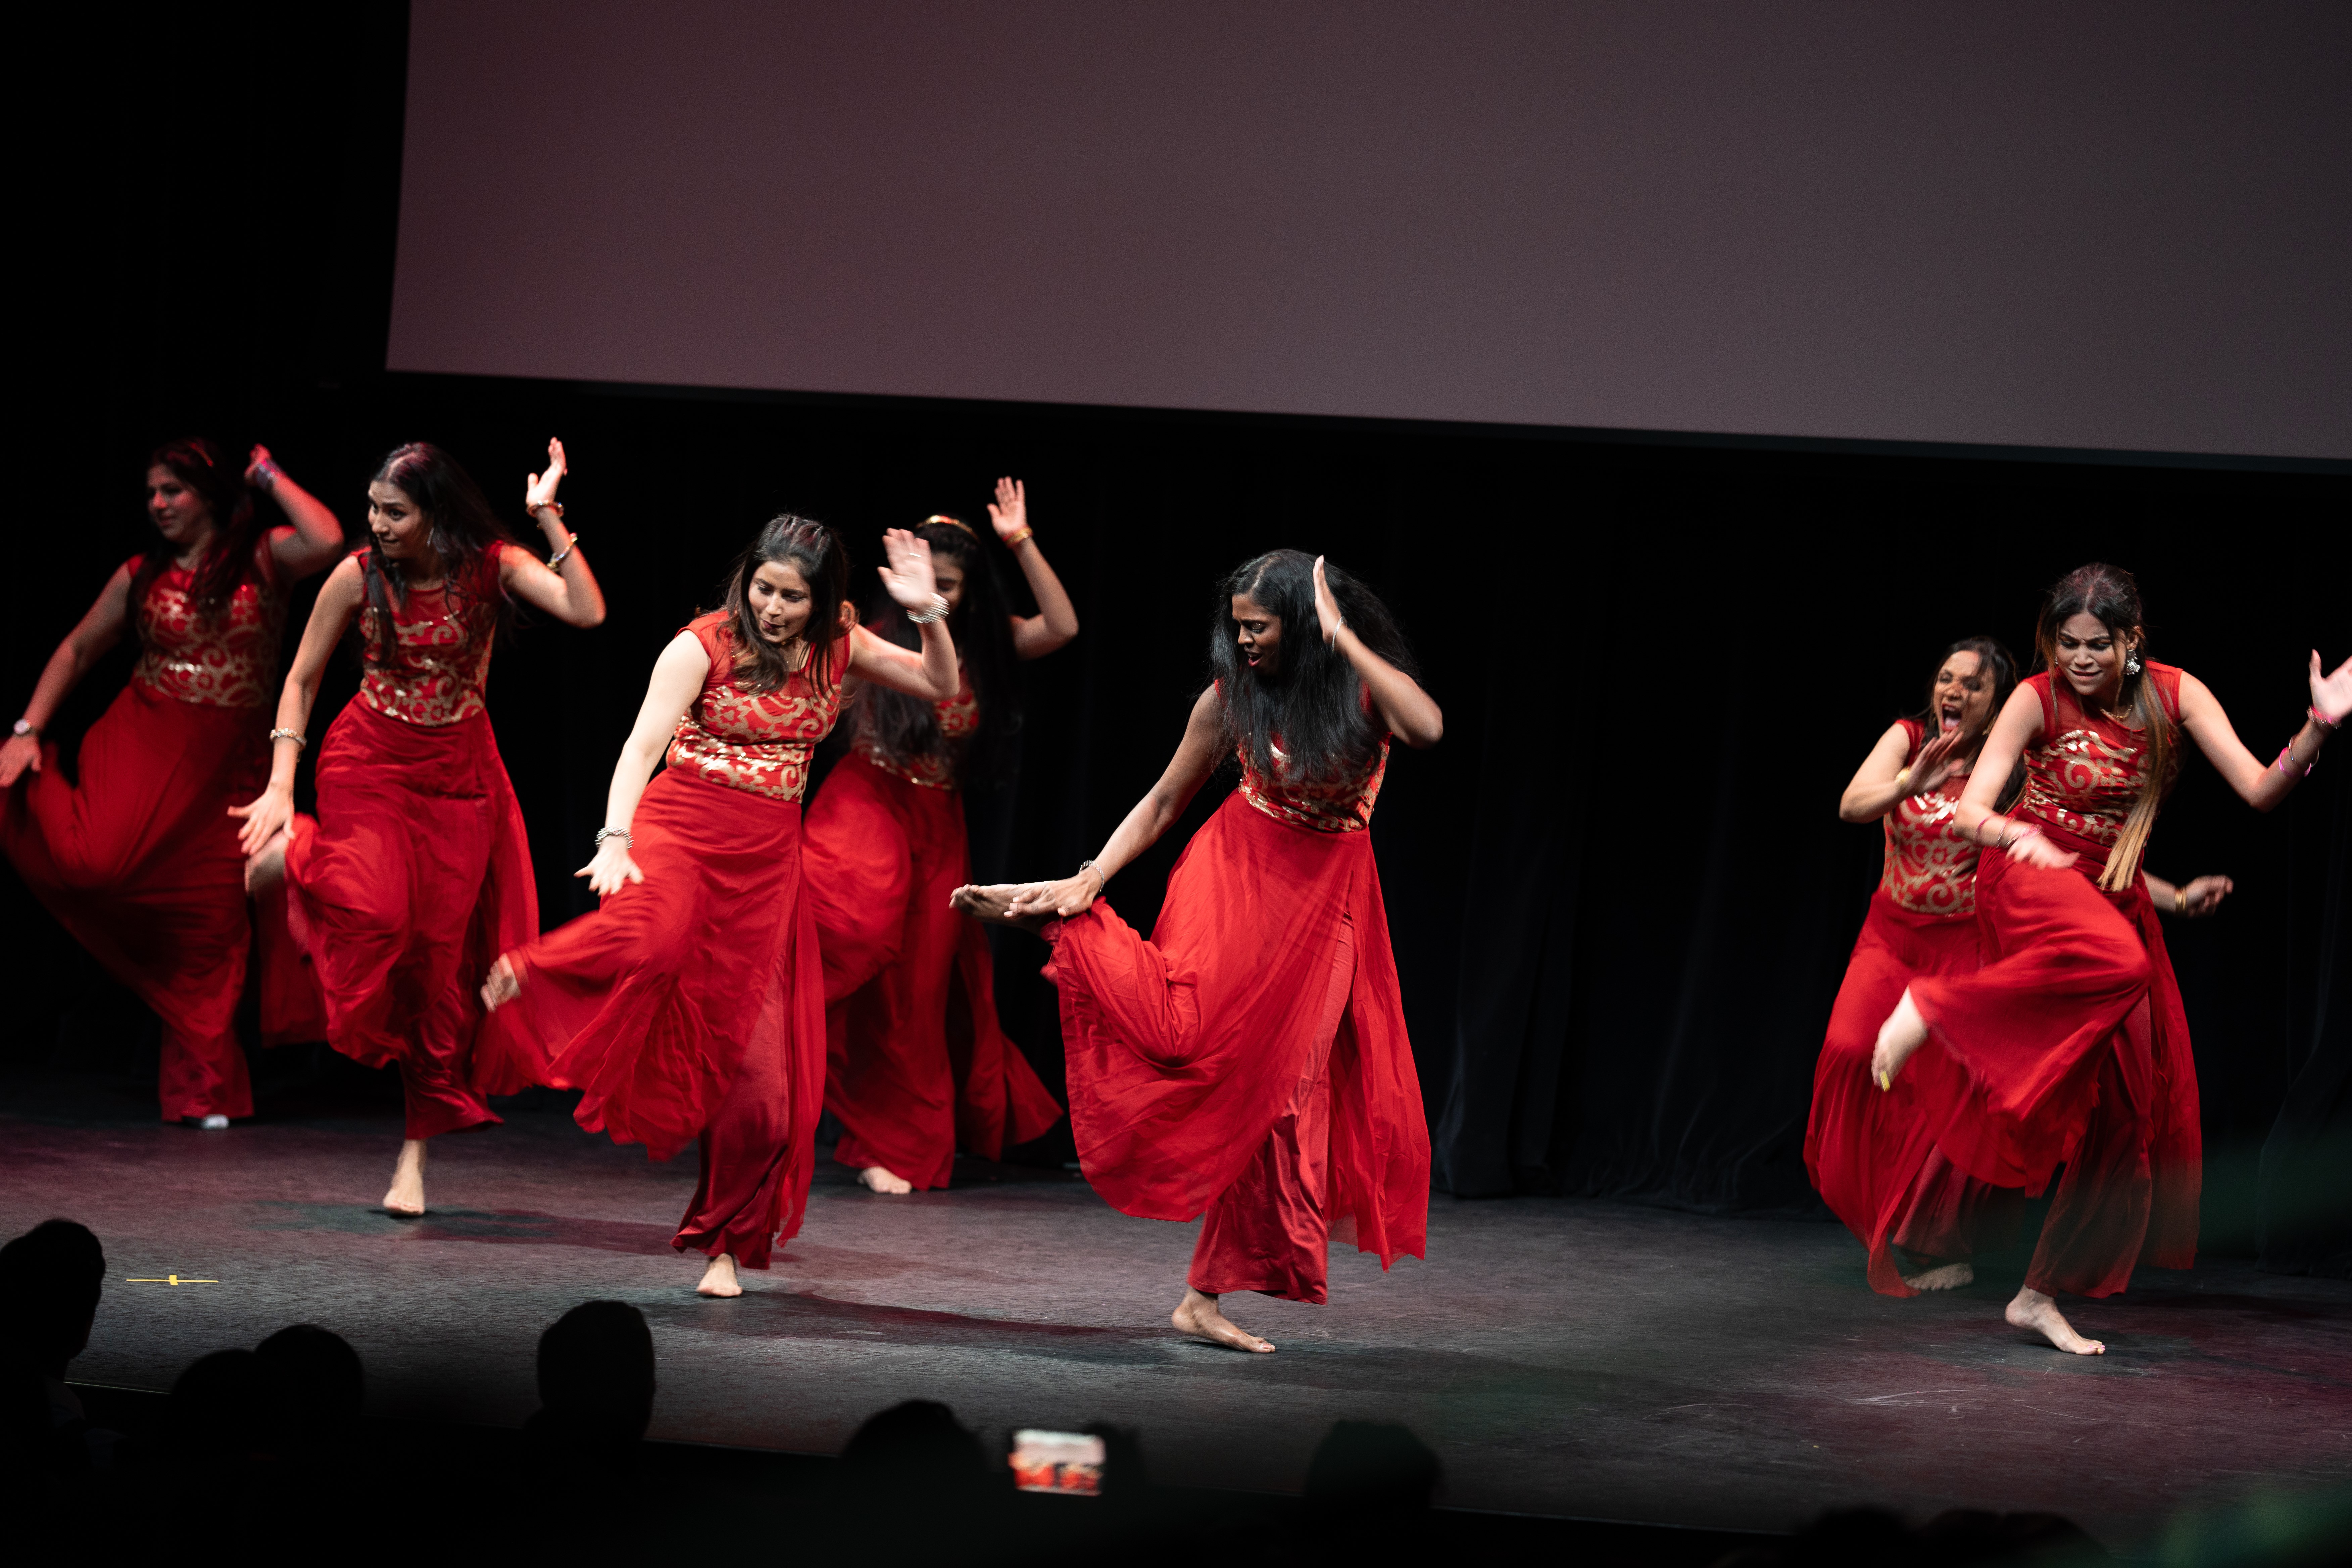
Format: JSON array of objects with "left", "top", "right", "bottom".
[
  {"left": 716, "top": 514, "right": 851, "bottom": 693},
  {"left": 362, "top": 443, "right": 518, "bottom": 668},
  {"left": 1208, "top": 549, "right": 1417, "bottom": 784},
  {"left": 1912, "top": 635, "right": 2020, "bottom": 750},
  {"left": 130, "top": 437, "right": 262, "bottom": 625},
  {"left": 2035, "top": 561, "right": 2173, "bottom": 890},
  {"left": 856, "top": 516, "right": 1021, "bottom": 787}
]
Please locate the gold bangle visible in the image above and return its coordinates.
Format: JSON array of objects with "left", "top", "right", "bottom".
[
  {"left": 2173, "top": 886, "right": 2188, "bottom": 916},
  {"left": 1003, "top": 526, "right": 1034, "bottom": 549},
  {"left": 1894, "top": 767, "right": 1911, "bottom": 792}
]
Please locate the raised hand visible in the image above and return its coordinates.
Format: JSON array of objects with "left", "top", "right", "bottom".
[
  {"left": 230, "top": 783, "right": 295, "bottom": 858},
  {"left": 1910, "top": 724, "right": 1968, "bottom": 794},
  {"left": 2311, "top": 651, "right": 2352, "bottom": 726},
  {"left": 1311, "top": 556, "right": 1345, "bottom": 646},
  {"left": 244, "top": 444, "right": 278, "bottom": 488},
  {"left": 876, "top": 528, "right": 941, "bottom": 611},
  {"left": 0, "top": 734, "right": 41, "bottom": 787},
  {"left": 987, "top": 477, "right": 1029, "bottom": 543},
  {"left": 525, "top": 438, "right": 568, "bottom": 515},
  {"left": 577, "top": 836, "right": 644, "bottom": 897}
]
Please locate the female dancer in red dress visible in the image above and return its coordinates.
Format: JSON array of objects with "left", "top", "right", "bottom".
[
  {"left": 1807, "top": 638, "right": 2022, "bottom": 1295},
  {"left": 2, "top": 440, "right": 344, "bottom": 1124},
  {"left": 1874, "top": 563, "right": 2346, "bottom": 1354},
  {"left": 480, "top": 520, "right": 959, "bottom": 1298},
  {"left": 804, "top": 478, "right": 1078, "bottom": 1194},
  {"left": 955, "top": 549, "right": 1441, "bottom": 1352},
  {"left": 234, "top": 440, "right": 605, "bottom": 1214}
]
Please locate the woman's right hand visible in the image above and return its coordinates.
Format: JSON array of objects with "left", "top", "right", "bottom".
[
  {"left": 1909, "top": 723, "right": 1968, "bottom": 794},
  {"left": 576, "top": 836, "right": 645, "bottom": 897},
  {"left": 2004, "top": 825, "right": 2077, "bottom": 872},
  {"left": 0, "top": 733, "right": 41, "bottom": 787},
  {"left": 230, "top": 783, "right": 295, "bottom": 857},
  {"left": 1007, "top": 873, "right": 1097, "bottom": 920}
]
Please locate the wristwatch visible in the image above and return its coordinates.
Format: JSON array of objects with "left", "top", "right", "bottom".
[{"left": 11, "top": 719, "right": 35, "bottom": 738}]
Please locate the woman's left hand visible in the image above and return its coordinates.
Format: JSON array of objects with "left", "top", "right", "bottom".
[
  {"left": 1007, "top": 874, "right": 1095, "bottom": 920},
  {"left": 244, "top": 444, "right": 278, "bottom": 489},
  {"left": 2179, "top": 875, "right": 2235, "bottom": 917},
  {"left": 525, "top": 438, "right": 568, "bottom": 516},
  {"left": 987, "top": 477, "right": 1029, "bottom": 543},
  {"left": 1311, "top": 555, "right": 1345, "bottom": 646},
  {"left": 2311, "top": 650, "right": 2352, "bottom": 727},
  {"left": 877, "top": 528, "right": 940, "bottom": 610}
]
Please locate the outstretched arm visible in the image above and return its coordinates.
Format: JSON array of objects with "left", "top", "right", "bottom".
[
  {"left": 248, "top": 446, "right": 347, "bottom": 580},
  {"left": 988, "top": 478, "right": 1080, "bottom": 658},
  {"left": 232, "top": 557, "right": 366, "bottom": 853},
  {"left": 2143, "top": 870, "right": 2233, "bottom": 918},
  {"left": 846, "top": 529, "right": 958, "bottom": 699},
  {"left": 501, "top": 439, "right": 607, "bottom": 629},
  {"left": 1, "top": 566, "right": 134, "bottom": 787},
  {"left": 575, "top": 631, "right": 712, "bottom": 895},
  {"left": 1312, "top": 556, "right": 1441, "bottom": 748},
  {"left": 2176, "top": 655, "right": 2347, "bottom": 812},
  {"left": 1004, "top": 686, "right": 1226, "bottom": 919}
]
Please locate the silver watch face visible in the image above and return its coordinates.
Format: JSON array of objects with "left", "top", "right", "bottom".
[{"left": 11, "top": 721, "right": 30, "bottom": 737}]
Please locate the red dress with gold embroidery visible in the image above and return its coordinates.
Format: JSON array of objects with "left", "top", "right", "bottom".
[
  {"left": 800, "top": 668, "right": 1063, "bottom": 1189},
  {"left": 1043, "top": 697, "right": 1427, "bottom": 1305},
  {"left": 281, "top": 547, "right": 539, "bottom": 1140},
  {"left": 1907, "top": 665, "right": 2196, "bottom": 1298},
  {"left": 2, "top": 553, "right": 284, "bottom": 1119},
  {"left": 1804, "top": 721, "right": 2020, "bottom": 1295},
  {"left": 493, "top": 613, "right": 849, "bottom": 1269}
]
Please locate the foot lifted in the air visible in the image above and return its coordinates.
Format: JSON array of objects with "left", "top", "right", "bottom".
[
  {"left": 2007, "top": 1286, "right": 2104, "bottom": 1355},
  {"left": 1173, "top": 1287, "right": 1274, "bottom": 1353},
  {"left": 1869, "top": 987, "right": 1931, "bottom": 1089}
]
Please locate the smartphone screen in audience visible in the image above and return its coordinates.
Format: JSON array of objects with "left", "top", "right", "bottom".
[{"left": 1010, "top": 1428, "right": 1105, "bottom": 1496}]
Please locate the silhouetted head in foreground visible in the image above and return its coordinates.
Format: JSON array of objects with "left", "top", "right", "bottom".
[
  {"left": 164, "top": 1349, "right": 300, "bottom": 1462},
  {"left": 535, "top": 1300, "right": 656, "bottom": 1444},
  {"left": 255, "top": 1324, "right": 364, "bottom": 1446},
  {"left": 840, "top": 1399, "right": 998, "bottom": 1510},
  {"left": 0, "top": 1219, "right": 105, "bottom": 1379}
]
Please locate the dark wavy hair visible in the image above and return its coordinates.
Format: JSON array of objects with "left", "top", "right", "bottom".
[
  {"left": 362, "top": 443, "right": 518, "bottom": 669},
  {"left": 1208, "top": 549, "right": 1418, "bottom": 784},
  {"left": 130, "top": 437, "right": 263, "bottom": 624},
  {"left": 855, "top": 517, "right": 1021, "bottom": 788},
  {"left": 716, "top": 514, "right": 851, "bottom": 693},
  {"left": 1913, "top": 635, "right": 2020, "bottom": 746},
  {"left": 2035, "top": 561, "right": 2173, "bottom": 890}
]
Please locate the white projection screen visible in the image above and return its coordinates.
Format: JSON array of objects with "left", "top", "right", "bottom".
[{"left": 389, "top": 2, "right": 2352, "bottom": 460}]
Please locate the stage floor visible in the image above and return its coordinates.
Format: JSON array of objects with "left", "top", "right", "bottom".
[{"left": 6, "top": 1083, "right": 2349, "bottom": 1552}]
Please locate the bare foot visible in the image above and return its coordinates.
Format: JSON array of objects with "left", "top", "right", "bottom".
[
  {"left": 383, "top": 1138, "right": 427, "bottom": 1217},
  {"left": 244, "top": 825, "right": 290, "bottom": 895},
  {"left": 1869, "top": 987, "right": 1930, "bottom": 1090},
  {"left": 859, "top": 1165, "right": 914, "bottom": 1195},
  {"left": 948, "top": 884, "right": 1048, "bottom": 933},
  {"left": 1172, "top": 1287, "right": 1274, "bottom": 1353},
  {"left": 1901, "top": 1261, "right": 1975, "bottom": 1292},
  {"left": 480, "top": 954, "right": 520, "bottom": 1011},
  {"left": 697, "top": 1253, "right": 743, "bottom": 1297},
  {"left": 2006, "top": 1286, "right": 2104, "bottom": 1355}
]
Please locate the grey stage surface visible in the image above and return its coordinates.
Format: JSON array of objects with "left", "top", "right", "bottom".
[{"left": 5, "top": 1084, "right": 2348, "bottom": 1552}]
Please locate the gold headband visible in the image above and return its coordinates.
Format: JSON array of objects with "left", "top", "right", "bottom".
[{"left": 921, "top": 514, "right": 977, "bottom": 537}]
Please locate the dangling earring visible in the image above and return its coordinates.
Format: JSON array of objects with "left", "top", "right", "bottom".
[{"left": 2124, "top": 648, "right": 2143, "bottom": 677}]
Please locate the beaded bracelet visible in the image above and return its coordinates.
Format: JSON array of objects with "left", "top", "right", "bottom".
[
  {"left": 267, "top": 728, "right": 306, "bottom": 749},
  {"left": 908, "top": 594, "right": 950, "bottom": 625},
  {"left": 593, "top": 826, "right": 632, "bottom": 849}
]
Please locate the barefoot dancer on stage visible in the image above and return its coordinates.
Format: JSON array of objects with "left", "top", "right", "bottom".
[
  {"left": 1807, "top": 638, "right": 2025, "bottom": 1295},
  {"left": 481, "top": 520, "right": 959, "bottom": 1298},
  {"left": 954, "top": 550, "right": 1440, "bottom": 1353},
  {"left": 2, "top": 441, "right": 344, "bottom": 1126},
  {"left": 235, "top": 441, "right": 605, "bottom": 1215},
  {"left": 1873, "top": 563, "right": 2344, "bottom": 1354},
  {"left": 804, "top": 480, "right": 1077, "bottom": 1196}
]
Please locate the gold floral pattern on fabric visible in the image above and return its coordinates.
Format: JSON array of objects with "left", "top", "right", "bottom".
[
  {"left": 353, "top": 547, "right": 505, "bottom": 728},
  {"left": 666, "top": 616, "right": 846, "bottom": 802},
  {"left": 1879, "top": 724, "right": 1978, "bottom": 915},
  {"left": 131, "top": 564, "right": 284, "bottom": 709},
  {"left": 852, "top": 675, "right": 979, "bottom": 792},
  {"left": 1237, "top": 735, "right": 1389, "bottom": 834}
]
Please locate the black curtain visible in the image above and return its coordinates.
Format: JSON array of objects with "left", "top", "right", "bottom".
[{"left": 9, "top": 4, "right": 2349, "bottom": 1263}]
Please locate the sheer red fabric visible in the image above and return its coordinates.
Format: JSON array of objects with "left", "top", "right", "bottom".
[
  {"left": 1906, "top": 665, "right": 2197, "bottom": 1298},
  {"left": 803, "top": 675, "right": 1062, "bottom": 1189},
  {"left": 1806, "top": 721, "right": 2020, "bottom": 1296},
  {"left": 491, "top": 615, "right": 844, "bottom": 1269},
  {"left": 1, "top": 558, "right": 284, "bottom": 1119},
  {"left": 1044, "top": 731, "right": 1427, "bottom": 1305},
  {"left": 281, "top": 548, "right": 538, "bottom": 1139}
]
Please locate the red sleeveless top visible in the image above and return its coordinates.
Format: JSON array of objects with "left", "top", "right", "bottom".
[
  {"left": 2014, "top": 663, "right": 2183, "bottom": 866},
  {"left": 128, "top": 551, "right": 286, "bottom": 710},
  {"left": 665, "top": 612, "right": 848, "bottom": 802},
  {"left": 354, "top": 544, "right": 508, "bottom": 727},
  {"left": 1877, "top": 718, "right": 1978, "bottom": 916},
  {"left": 1237, "top": 735, "right": 1390, "bottom": 835},
  {"left": 851, "top": 670, "right": 979, "bottom": 792}
]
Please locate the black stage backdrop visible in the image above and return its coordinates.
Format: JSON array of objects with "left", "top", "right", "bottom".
[{"left": 9, "top": 6, "right": 2348, "bottom": 1268}]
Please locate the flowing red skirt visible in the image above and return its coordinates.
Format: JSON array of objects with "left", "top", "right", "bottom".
[
  {"left": 1, "top": 682, "right": 264, "bottom": 1119},
  {"left": 282, "top": 701, "right": 539, "bottom": 1140},
  {"left": 802, "top": 754, "right": 1063, "bottom": 1188},
  {"left": 1043, "top": 791, "right": 1428, "bottom": 1304},
  {"left": 1907, "top": 841, "right": 2197, "bottom": 1297},
  {"left": 1805, "top": 891, "right": 2022, "bottom": 1296},
  {"left": 490, "top": 767, "right": 824, "bottom": 1270}
]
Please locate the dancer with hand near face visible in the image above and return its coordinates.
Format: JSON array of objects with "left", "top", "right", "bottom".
[
  {"left": 954, "top": 550, "right": 1440, "bottom": 1352},
  {"left": 481, "top": 520, "right": 960, "bottom": 1298},
  {"left": 1872, "top": 563, "right": 2343, "bottom": 1354},
  {"left": 804, "top": 479, "right": 1077, "bottom": 1196},
  {"left": 1807, "top": 638, "right": 2025, "bottom": 1295},
  {"left": 235, "top": 440, "right": 605, "bottom": 1215},
  {"left": 2, "top": 440, "right": 345, "bottom": 1126}
]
